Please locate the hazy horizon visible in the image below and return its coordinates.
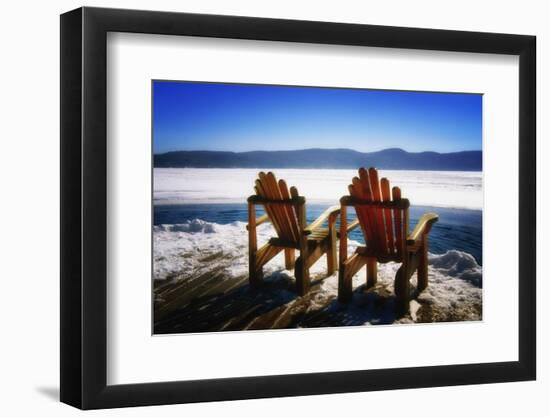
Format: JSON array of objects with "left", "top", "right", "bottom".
[{"left": 153, "top": 146, "right": 482, "bottom": 155}]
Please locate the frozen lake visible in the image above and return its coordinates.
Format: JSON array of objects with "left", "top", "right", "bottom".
[{"left": 153, "top": 168, "right": 482, "bottom": 210}]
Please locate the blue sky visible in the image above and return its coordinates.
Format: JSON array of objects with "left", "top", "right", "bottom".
[{"left": 153, "top": 81, "right": 482, "bottom": 154}]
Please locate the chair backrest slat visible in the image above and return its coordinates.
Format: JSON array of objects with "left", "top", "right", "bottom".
[
  {"left": 262, "top": 172, "right": 291, "bottom": 240},
  {"left": 278, "top": 178, "right": 301, "bottom": 242},
  {"left": 380, "top": 178, "right": 395, "bottom": 254},
  {"left": 367, "top": 168, "right": 389, "bottom": 254},
  {"left": 254, "top": 172, "right": 301, "bottom": 244},
  {"left": 350, "top": 177, "right": 372, "bottom": 245},
  {"left": 348, "top": 167, "right": 408, "bottom": 259},
  {"left": 255, "top": 180, "right": 282, "bottom": 237},
  {"left": 358, "top": 168, "right": 377, "bottom": 248}
]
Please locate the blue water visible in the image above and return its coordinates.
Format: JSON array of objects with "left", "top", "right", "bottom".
[{"left": 154, "top": 204, "right": 482, "bottom": 265}]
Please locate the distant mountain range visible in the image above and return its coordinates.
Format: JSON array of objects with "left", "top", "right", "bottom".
[{"left": 153, "top": 148, "right": 482, "bottom": 171}]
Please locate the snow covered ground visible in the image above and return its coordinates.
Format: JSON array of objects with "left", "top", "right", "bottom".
[{"left": 153, "top": 220, "right": 482, "bottom": 325}]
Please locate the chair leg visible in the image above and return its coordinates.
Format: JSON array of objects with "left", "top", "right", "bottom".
[
  {"left": 338, "top": 253, "right": 366, "bottom": 303},
  {"left": 248, "top": 201, "right": 261, "bottom": 288},
  {"left": 326, "top": 241, "right": 337, "bottom": 276},
  {"left": 417, "top": 235, "right": 429, "bottom": 292},
  {"left": 249, "top": 260, "right": 263, "bottom": 288},
  {"left": 295, "top": 256, "right": 310, "bottom": 296},
  {"left": 338, "top": 265, "right": 352, "bottom": 303},
  {"left": 295, "top": 241, "right": 327, "bottom": 295},
  {"left": 366, "top": 258, "right": 377, "bottom": 289},
  {"left": 284, "top": 248, "right": 295, "bottom": 270},
  {"left": 327, "top": 219, "right": 338, "bottom": 275},
  {"left": 394, "top": 264, "right": 410, "bottom": 316}
]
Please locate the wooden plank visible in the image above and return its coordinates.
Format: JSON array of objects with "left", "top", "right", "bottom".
[
  {"left": 248, "top": 201, "right": 260, "bottom": 287},
  {"left": 304, "top": 242, "right": 325, "bottom": 269},
  {"left": 278, "top": 179, "right": 300, "bottom": 243},
  {"left": 344, "top": 254, "right": 366, "bottom": 282},
  {"left": 303, "top": 205, "right": 339, "bottom": 235},
  {"left": 271, "top": 179, "right": 294, "bottom": 244},
  {"left": 291, "top": 185, "right": 310, "bottom": 295},
  {"left": 339, "top": 196, "right": 410, "bottom": 209},
  {"left": 289, "top": 185, "right": 302, "bottom": 217},
  {"left": 307, "top": 228, "right": 329, "bottom": 241},
  {"left": 268, "top": 237, "right": 300, "bottom": 248},
  {"left": 245, "top": 213, "right": 269, "bottom": 230},
  {"left": 350, "top": 178, "right": 371, "bottom": 246},
  {"left": 255, "top": 178, "right": 282, "bottom": 237},
  {"left": 407, "top": 212, "right": 439, "bottom": 243},
  {"left": 346, "top": 219, "right": 361, "bottom": 234},
  {"left": 260, "top": 172, "right": 289, "bottom": 241},
  {"left": 339, "top": 204, "right": 348, "bottom": 267},
  {"left": 284, "top": 248, "right": 295, "bottom": 270},
  {"left": 257, "top": 172, "right": 285, "bottom": 238},
  {"left": 247, "top": 195, "right": 305, "bottom": 205},
  {"left": 355, "top": 247, "right": 400, "bottom": 262},
  {"left": 417, "top": 234, "right": 429, "bottom": 292},
  {"left": 327, "top": 211, "right": 337, "bottom": 275},
  {"left": 392, "top": 186, "right": 404, "bottom": 259},
  {"left": 380, "top": 177, "right": 395, "bottom": 254},
  {"left": 394, "top": 265, "right": 410, "bottom": 315},
  {"left": 368, "top": 168, "right": 389, "bottom": 254},
  {"left": 366, "top": 257, "right": 377, "bottom": 288},
  {"left": 266, "top": 172, "right": 293, "bottom": 242},
  {"left": 338, "top": 252, "right": 367, "bottom": 303},
  {"left": 255, "top": 243, "right": 283, "bottom": 270},
  {"left": 403, "top": 200, "right": 410, "bottom": 258},
  {"left": 358, "top": 168, "right": 376, "bottom": 248},
  {"left": 289, "top": 185, "right": 302, "bottom": 230}
]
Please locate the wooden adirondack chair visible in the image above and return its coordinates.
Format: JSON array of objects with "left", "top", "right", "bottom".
[
  {"left": 338, "top": 167, "right": 438, "bottom": 313},
  {"left": 247, "top": 172, "right": 340, "bottom": 295}
]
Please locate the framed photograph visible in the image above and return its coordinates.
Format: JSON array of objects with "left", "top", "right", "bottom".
[{"left": 60, "top": 6, "right": 536, "bottom": 409}]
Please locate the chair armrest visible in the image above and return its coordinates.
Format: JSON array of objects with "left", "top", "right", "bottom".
[
  {"left": 337, "top": 219, "right": 361, "bottom": 238},
  {"left": 304, "top": 205, "right": 340, "bottom": 235},
  {"left": 246, "top": 214, "right": 270, "bottom": 230},
  {"left": 347, "top": 219, "right": 361, "bottom": 234},
  {"left": 407, "top": 212, "right": 439, "bottom": 244}
]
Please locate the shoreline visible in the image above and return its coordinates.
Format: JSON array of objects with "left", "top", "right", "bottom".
[{"left": 153, "top": 200, "right": 484, "bottom": 211}]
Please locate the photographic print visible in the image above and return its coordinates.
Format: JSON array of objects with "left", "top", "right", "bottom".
[{"left": 152, "top": 81, "right": 482, "bottom": 334}]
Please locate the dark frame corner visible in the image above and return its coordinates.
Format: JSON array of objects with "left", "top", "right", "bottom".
[{"left": 60, "top": 6, "right": 536, "bottom": 410}]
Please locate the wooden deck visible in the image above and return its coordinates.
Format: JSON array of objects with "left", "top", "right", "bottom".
[{"left": 153, "top": 267, "right": 478, "bottom": 334}]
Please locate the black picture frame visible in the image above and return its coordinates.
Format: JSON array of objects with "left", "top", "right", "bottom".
[{"left": 60, "top": 6, "right": 536, "bottom": 410}]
